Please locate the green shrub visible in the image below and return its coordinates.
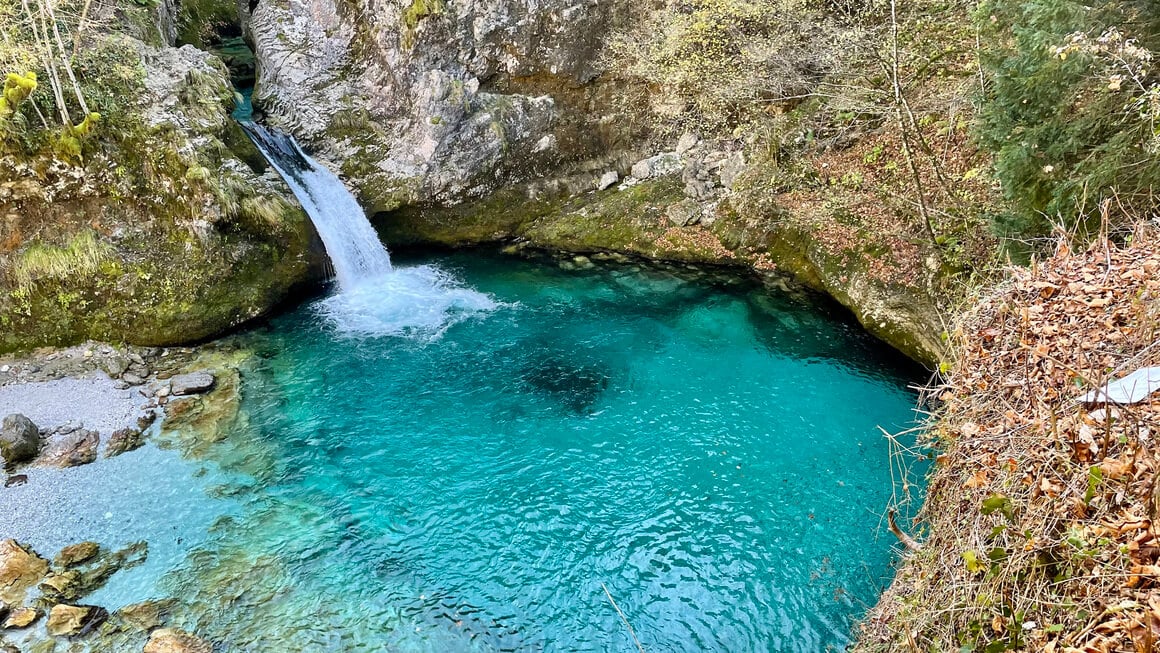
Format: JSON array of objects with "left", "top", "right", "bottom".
[{"left": 976, "top": 0, "right": 1160, "bottom": 244}]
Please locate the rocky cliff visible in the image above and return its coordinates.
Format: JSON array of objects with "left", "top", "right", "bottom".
[
  {"left": 249, "top": 0, "right": 650, "bottom": 213},
  {"left": 0, "top": 4, "right": 322, "bottom": 353}
]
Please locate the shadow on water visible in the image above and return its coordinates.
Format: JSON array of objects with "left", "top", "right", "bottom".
[{"left": 519, "top": 354, "right": 612, "bottom": 414}]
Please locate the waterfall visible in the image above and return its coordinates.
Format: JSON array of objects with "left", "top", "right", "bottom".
[
  {"left": 242, "top": 122, "right": 393, "bottom": 288},
  {"left": 241, "top": 122, "right": 497, "bottom": 337}
]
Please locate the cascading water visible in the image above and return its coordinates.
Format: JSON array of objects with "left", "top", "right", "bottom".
[
  {"left": 241, "top": 122, "right": 496, "bottom": 336},
  {"left": 242, "top": 122, "right": 393, "bottom": 286}
]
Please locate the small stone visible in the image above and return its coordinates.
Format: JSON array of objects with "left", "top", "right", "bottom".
[
  {"left": 0, "top": 415, "right": 40, "bottom": 465},
  {"left": 45, "top": 604, "right": 107, "bottom": 637},
  {"left": 156, "top": 385, "right": 171, "bottom": 399},
  {"left": 106, "top": 428, "right": 144, "bottom": 457},
  {"left": 3, "top": 475, "right": 27, "bottom": 488},
  {"left": 144, "top": 628, "right": 212, "bottom": 653},
  {"left": 82, "top": 350, "right": 93, "bottom": 358},
  {"left": 2, "top": 606, "right": 38, "bottom": 629},
  {"left": 630, "top": 159, "right": 651, "bottom": 180},
  {"left": 0, "top": 366, "right": 8, "bottom": 373},
  {"left": 572, "top": 256, "right": 594, "bottom": 270},
  {"left": 676, "top": 131, "right": 699, "bottom": 154},
  {"left": 113, "top": 381, "right": 130, "bottom": 390},
  {"left": 55, "top": 420, "right": 82, "bottom": 435},
  {"left": 121, "top": 373, "right": 144, "bottom": 386},
  {"left": 595, "top": 170, "right": 619, "bottom": 191},
  {"left": 169, "top": 372, "right": 215, "bottom": 396},
  {"left": 137, "top": 412, "right": 158, "bottom": 431},
  {"left": 55, "top": 542, "right": 100, "bottom": 568},
  {"left": 36, "top": 429, "right": 99, "bottom": 468}
]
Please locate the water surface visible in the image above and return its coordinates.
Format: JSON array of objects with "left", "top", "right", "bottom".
[{"left": 158, "top": 251, "right": 924, "bottom": 652}]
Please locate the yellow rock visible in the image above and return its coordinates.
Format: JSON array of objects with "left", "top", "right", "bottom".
[
  {"left": 45, "top": 604, "right": 104, "bottom": 636},
  {"left": 143, "top": 628, "right": 212, "bottom": 653},
  {"left": 0, "top": 539, "right": 48, "bottom": 605},
  {"left": 2, "top": 606, "right": 39, "bottom": 629}
]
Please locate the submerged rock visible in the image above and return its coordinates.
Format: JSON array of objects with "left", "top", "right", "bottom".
[
  {"left": 35, "top": 429, "right": 99, "bottom": 468},
  {"left": 2, "top": 606, "right": 38, "bottom": 629},
  {"left": 114, "top": 599, "right": 177, "bottom": 632},
  {"left": 0, "top": 540, "right": 48, "bottom": 606},
  {"left": 169, "top": 372, "right": 215, "bottom": 396},
  {"left": 40, "top": 542, "right": 146, "bottom": 602},
  {"left": 55, "top": 542, "right": 100, "bottom": 568},
  {"left": 45, "top": 604, "right": 107, "bottom": 637},
  {"left": 144, "top": 628, "right": 212, "bottom": 653},
  {"left": 0, "top": 415, "right": 40, "bottom": 465}
]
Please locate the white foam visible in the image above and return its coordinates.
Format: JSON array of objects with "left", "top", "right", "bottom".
[{"left": 315, "top": 265, "right": 499, "bottom": 339}]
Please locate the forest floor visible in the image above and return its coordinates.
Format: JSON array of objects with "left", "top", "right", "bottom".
[{"left": 857, "top": 228, "right": 1160, "bottom": 652}]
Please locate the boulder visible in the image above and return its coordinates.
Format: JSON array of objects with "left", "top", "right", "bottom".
[
  {"left": 36, "top": 429, "right": 99, "bottom": 468},
  {"left": 169, "top": 372, "right": 215, "bottom": 396},
  {"left": 2, "top": 475, "right": 26, "bottom": 488},
  {"left": 144, "top": 628, "right": 212, "bottom": 653},
  {"left": 596, "top": 171, "right": 619, "bottom": 191},
  {"left": 99, "top": 354, "right": 130, "bottom": 378},
  {"left": 2, "top": 606, "right": 38, "bottom": 629},
  {"left": 0, "top": 540, "right": 48, "bottom": 605},
  {"left": 39, "top": 570, "right": 83, "bottom": 600},
  {"left": 55, "top": 542, "right": 100, "bottom": 568},
  {"left": 106, "top": 428, "right": 145, "bottom": 457},
  {"left": 0, "top": 415, "right": 40, "bottom": 465},
  {"left": 630, "top": 159, "right": 652, "bottom": 180},
  {"left": 45, "top": 604, "right": 107, "bottom": 637},
  {"left": 666, "top": 199, "right": 702, "bottom": 227}
]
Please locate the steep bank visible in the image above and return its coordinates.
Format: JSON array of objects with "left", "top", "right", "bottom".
[
  {"left": 856, "top": 234, "right": 1160, "bottom": 651},
  {"left": 0, "top": 0, "right": 322, "bottom": 353}
]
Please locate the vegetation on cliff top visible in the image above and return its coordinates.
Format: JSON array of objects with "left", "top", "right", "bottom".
[
  {"left": 0, "top": 0, "right": 317, "bottom": 353},
  {"left": 858, "top": 229, "right": 1160, "bottom": 652}
]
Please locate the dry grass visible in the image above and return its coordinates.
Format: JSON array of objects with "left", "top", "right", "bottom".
[
  {"left": 8, "top": 229, "right": 113, "bottom": 290},
  {"left": 857, "top": 227, "right": 1160, "bottom": 652}
]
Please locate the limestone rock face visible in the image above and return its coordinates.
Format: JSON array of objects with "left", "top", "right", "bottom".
[
  {"left": 0, "top": 540, "right": 48, "bottom": 606},
  {"left": 0, "top": 415, "right": 40, "bottom": 465},
  {"left": 144, "top": 628, "right": 213, "bottom": 653},
  {"left": 249, "top": 0, "right": 649, "bottom": 212}
]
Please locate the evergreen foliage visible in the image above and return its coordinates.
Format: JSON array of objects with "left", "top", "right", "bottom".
[{"left": 977, "top": 0, "right": 1160, "bottom": 243}]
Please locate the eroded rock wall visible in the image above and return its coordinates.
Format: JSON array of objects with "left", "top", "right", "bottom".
[{"left": 249, "top": 0, "right": 649, "bottom": 212}]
